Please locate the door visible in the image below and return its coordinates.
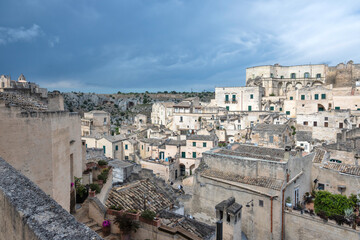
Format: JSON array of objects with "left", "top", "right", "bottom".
[{"left": 294, "top": 188, "right": 299, "bottom": 206}]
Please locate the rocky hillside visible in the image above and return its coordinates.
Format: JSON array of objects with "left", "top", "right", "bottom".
[{"left": 62, "top": 91, "right": 214, "bottom": 124}]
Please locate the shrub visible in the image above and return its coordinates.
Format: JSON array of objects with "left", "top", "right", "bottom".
[
  {"left": 114, "top": 214, "right": 139, "bottom": 234},
  {"left": 141, "top": 210, "right": 156, "bottom": 221},
  {"left": 89, "top": 183, "right": 101, "bottom": 193},
  {"left": 314, "top": 191, "right": 353, "bottom": 218},
  {"left": 110, "top": 205, "right": 123, "bottom": 211},
  {"left": 98, "top": 160, "right": 108, "bottom": 166}
]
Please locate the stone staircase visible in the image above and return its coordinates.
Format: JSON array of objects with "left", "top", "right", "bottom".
[{"left": 83, "top": 219, "right": 119, "bottom": 240}]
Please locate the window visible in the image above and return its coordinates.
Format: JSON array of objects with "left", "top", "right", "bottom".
[
  {"left": 324, "top": 117, "right": 328, "bottom": 121},
  {"left": 232, "top": 95, "right": 236, "bottom": 102},
  {"left": 294, "top": 188, "right": 299, "bottom": 205},
  {"left": 290, "top": 96, "right": 293, "bottom": 100},
  {"left": 324, "top": 122, "right": 328, "bottom": 127},
  {"left": 250, "top": 94, "right": 254, "bottom": 99},
  {"left": 125, "top": 156, "right": 129, "bottom": 160},
  {"left": 192, "top": 152, "right": 196, "bottom": 158},
  {"left": 269, "top": 136, "right": 274, "bottom": 143},
  {"left": 226, "top": 106, "right": 229, "bottom": 111},
  {"left": 225, "top": 95, "right": 229, "bottom": 102},
  {"left": 313, "top": 121, "right": 317, "bottom": 127},
  {"left": 314, "top": 94, "right": 319, "bottom": 100},
  {"left": 303, "top": 121, "right": 308, "bottom": 126},
  {"left": 85, "top": 144, "right": 87, "bottom": 148},
  {"left": 103, "top": 146, "right": 106, "bottom": 154},
  {"left": 203, "top": 142, "right": 207, "bottom": 147},
  {"left": 116, "top": 145, "right": 119, "bottom": 151},
  {"left": 181, "top": 152, "right": 186, "bottom": 158},
  {"left": 270, "top": 73, "right": 274, "bottom": 78},
  {"left": 301, "top": 95, "right": 305, "bottom": 100},
  {"left": 291, "top": 73, "right": 296, "bottom": 79},
  {"left": 125, "top": 144, "right": 128, "bottom": 150},
  {"left": 219, "top": 210, "right": 223, "bottom": 220},
  {"left": 193, "top": 142, "right": 196, "bottom": 147},
  {"left": 259, "top": 200, "right": 264, "bottom": 207},
  {"left": 335, "top": 106, "right": 340, "bottom": 110},
  {"left": 104, "top": 118, "right": 107, "bottom": 123},
  {"left": 280, "top": 75, "right": 284, "bottom": 79},
  {"left": 316, "top": 73, "right": 321, "bottom": 78},
  {"left": 226, "top": 213, "right": 230, "bottom": 223},
  {"left": 270, "top": 106, "right": 274, "bottom": 111},
  {"left": 147, "top": 147, "right": 150, "bottom": 152},
  {"left": 304, "top": 72, "right": 310, "bottom": 78},
  {"left": 142, "top": 145, "right": 144, "bottom": 150},
  {"left": 286, "top": 111, "right": 290, "bottom": 115},
  {"left": 318, "top": 183, "right": 325, "bottom": 190},
  {"left": 339, "top": 122, "right": 343, "bottom": 128},
  {"left": 250, "top": 121, "right": 254, "bottom": 127},
  {"left": 280, "top": 107, "right": 283, "bottom": 111},
  {"left": 180, "top": 116, "right": 183, "bottom": 122},
  {"left": 321, "top": 94, "right": 326, "bottom": 99},
  {"left": 248, "top": 106, "right": 252, "bottom": 111}
]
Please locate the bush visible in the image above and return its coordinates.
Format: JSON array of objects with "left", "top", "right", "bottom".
[
  {"left": 74, "top": 177, "right": 88, "bottom": 203},
  {"left": 98, "top": 168, "right": 109, "bottom": 183},
  {"left": 110, "top": 205, "right": 123, "bottom": 211},
  {"left": 98, "top": 160, "right": 108, "bottom": 166},
  {"left": 89, "top": 183, "right": 101, "bottom": 193},
  {"left": 314, "top": 191, "right": 354, "bottom": 218},
  {"left": 114, "top": 214, "right": 139, "bottom": 234},
  {"left": 141, "top": 210, "right": 156, "bottom": 221}
]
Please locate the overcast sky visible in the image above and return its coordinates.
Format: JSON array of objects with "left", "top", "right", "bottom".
[{"left": 1, "top": 0, "right": 360, "bottom": 93}]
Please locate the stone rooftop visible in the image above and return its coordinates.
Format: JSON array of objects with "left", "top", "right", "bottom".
[
  {"left": 313, "top": 148, "right": 326, "bottom": 163},
  {"left": 106, "top": 179, "right": 174, "bottom": 212},
  {"left": 140, "top": 138, "right": 165, "bottom": 146},
  {"left": 323, "top": 162, "right": 360, "bottom": 176},
  {"left": 0, "top": 157, "right": 102, "bottom": 240},
  {"left": 201, "top": 168, "right": 283, "bottom": 191},
  {"left": 0, "top": 92, "right": 48, "bottom": 111},
  {"left": 158, "top": 210, "right": 215, "bottom": 240},
  {"left": 211, "top": 144, "right": 296, "bottom": 162},
  {"left": 296, "top": 131, "right": 313, "bottom": 142},
  {"left": 252, "top": 123, "right": 289, "bottom": 133},
  {"left": 187, "top": 134, "right": 217, "bottom": 141}
]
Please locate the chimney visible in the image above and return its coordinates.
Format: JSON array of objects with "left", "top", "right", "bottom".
[{"left": 216, "top": 220, "right": 223, "bottom": 240}]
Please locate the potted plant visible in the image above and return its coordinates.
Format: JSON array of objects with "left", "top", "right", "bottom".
[
  {"left": 285, "top": 197, "right": 292, "bottom": 208},
  {"left": 98, "top": 160, "right": 108, "bottom": 169},
  {"left": 140, "top": 210, "right": 156, "bottom": 224},
  {"left": 102, "top": 220, "right": 111, "bottom": 237},
  {"left": 114, "top": 213, "right": 139, "bottom": 240},
  {"left": 107, "top": 205, "right": 124, "bottom": 215}
]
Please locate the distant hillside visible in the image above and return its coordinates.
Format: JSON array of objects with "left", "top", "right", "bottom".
[{"left": 62, "top": 91, "right": 214, "bottom": 124}]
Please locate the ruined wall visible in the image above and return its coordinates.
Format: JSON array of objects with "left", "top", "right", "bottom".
[
  {"left": 284, "top": 211, "right": 360, "bottom": 240},
  {"left": 0, "top": 158, "right": 102, "bottom": 240}
]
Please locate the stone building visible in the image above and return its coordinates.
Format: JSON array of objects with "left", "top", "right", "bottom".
[
  {"left": 81, "top": 110, "right": 110, "bottom": 136},
  {"left": 82, "top": 134, "right": 126, "bottom": 159},
  {"left": 246, "top": 61, "right": 360, "bottom": 96},
  {"left": 0, "top": 91, "right": 83, "bottom": 212},
  {"left": 151, "top": 101, "right": 174, "bottom": 125},
  {"left": 0, "top": 74, "right": 48, "bottom": 98},
  {"left": 214, "top": 86, "right": 264, "bottom": 112},
  {"left": 189, "top": 143, "right": 314, "bottom": 240},
  {"left": 251, "top": 123, "right": 293, "bottom": 148}
]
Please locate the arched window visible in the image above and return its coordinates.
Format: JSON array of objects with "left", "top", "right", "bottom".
[
  {"left": 304, "top": 72, "right": 310, "bottom": 78},
  {"left": 1, "top": 82, "right": 4, "bottom": 88},
  {"left": 291, "top": 73, "right": 296, "bottom": 79},
  {"left": 316, "top": 73, "right": 321, "bottom": 78}
]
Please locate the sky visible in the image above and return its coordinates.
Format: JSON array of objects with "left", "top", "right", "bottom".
[{"left": 1, "top": 0, "right": 360, "bottom": 93}]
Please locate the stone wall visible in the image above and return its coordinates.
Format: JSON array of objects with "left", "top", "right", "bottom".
[
  {"left": 0, "top": 107, "right": 83, "bottom": 211},
  {"left": 0, "top": 157, "right": 102, "bottom": 240},
  {"left": 284, "top": 210, "right": 360, "bottom": 240}
]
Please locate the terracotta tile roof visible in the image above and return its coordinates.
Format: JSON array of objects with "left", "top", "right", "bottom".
[
  {"left": 201, "top": 168, "right": 283, "bottom": 191},
  {"left": 323, "top": 163, "right": 360, "bottom": 176},
  {"left": 106, "top": 179, "right": 174, "bottom": 213},
  {"left": 313, "top": 148, "right": 326, "bottom": 163}
]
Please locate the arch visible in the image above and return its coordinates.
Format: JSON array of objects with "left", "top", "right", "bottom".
[
  {"left": 286, "top": 82, "right": 292, "bottom": 91},
  {"left": 312, "top": 81, "right": 323, "bottom": 87},
  {"left": 295, "top": 82, "right": 303, "bottom": 89},
  {"left": 189, "top": 164, "right": 196, "bottom": 175},
  {"left": 318, "top": 104, "right": 325, "bottom": 112},
  {"left": 278, "top": 82, "right": 284, "bottom": 96},
  {"left": 290, "top": 73, "right": 296, "bottom": 79},
  {"left": 180, "top": 164, "right": 186, "bottom": 176}
]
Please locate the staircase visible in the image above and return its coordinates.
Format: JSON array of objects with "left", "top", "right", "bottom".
[{"left": 83, "top": 219, "right": 118, "bottom": 240}]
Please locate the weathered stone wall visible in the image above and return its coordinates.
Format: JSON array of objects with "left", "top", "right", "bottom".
[
  {"left": 284, "top": 210, "right": 360, "bottom": 240},
  {"left": 0, "top": 158, "right": 102, "bottom": 240},
  {"left": 0, "top": 106, "right": 83, "bottom": 211}
]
